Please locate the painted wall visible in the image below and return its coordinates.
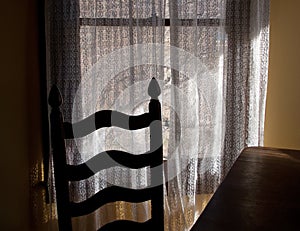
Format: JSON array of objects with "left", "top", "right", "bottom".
[
  {"left": 0, "top": 0, "right": 40, "bottom": 230},
  {"left": 264, "top": 0, "right": 300, "bottom": 150}
]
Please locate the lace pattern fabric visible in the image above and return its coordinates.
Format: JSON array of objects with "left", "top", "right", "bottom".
[{"left": 30, "top": 0, "right": 270, "bottom": 230}]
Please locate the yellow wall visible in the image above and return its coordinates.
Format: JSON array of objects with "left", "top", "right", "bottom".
[{"left": 264, "top": 0, "right": 300, "bottom": 150}]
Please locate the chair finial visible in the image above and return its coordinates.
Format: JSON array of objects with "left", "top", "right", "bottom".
[
  {"left": 48, "top": 85, "right": 63, "bottom": 107},
  {"left": 148, "top": 78, "right": 161, "bottom": 99}
]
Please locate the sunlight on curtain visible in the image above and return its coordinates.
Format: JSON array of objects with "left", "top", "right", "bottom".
[{"left": 29, "top": 0, "right": 270, "bottom": 230}]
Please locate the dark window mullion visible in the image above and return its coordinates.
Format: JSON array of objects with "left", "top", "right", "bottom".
[{"left": 80, "top": 18, "right": 222, "bottom": 27}]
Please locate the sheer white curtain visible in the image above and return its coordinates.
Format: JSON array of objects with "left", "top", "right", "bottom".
[{"left": 31, "top": 0, "right": 269, "bottom": 230}]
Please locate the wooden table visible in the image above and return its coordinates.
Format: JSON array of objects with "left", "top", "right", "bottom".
[{"left": 191, "top": 147, "right": 300, "bottom": 231}]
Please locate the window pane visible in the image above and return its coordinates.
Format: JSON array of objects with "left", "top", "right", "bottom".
[
  {"left": 175, "top": 0, "right": 225, "bottom": 19},
  {"left": 80, "top": 0, "right": 165, "bottom": 19}
]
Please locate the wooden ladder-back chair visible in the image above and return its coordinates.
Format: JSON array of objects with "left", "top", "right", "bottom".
[{"left": 48, "top": 78, "right": 164, "bottom": 231}]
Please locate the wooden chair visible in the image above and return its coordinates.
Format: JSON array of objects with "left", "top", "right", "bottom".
[{"left": 48, "top": 78, "right": 164, "bottom": 231}]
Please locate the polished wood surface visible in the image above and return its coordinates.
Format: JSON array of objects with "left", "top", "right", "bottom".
[{"left": 191, "top": 147, "right": 300, "bottom": 231}]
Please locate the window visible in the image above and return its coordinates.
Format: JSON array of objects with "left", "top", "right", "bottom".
[{"left": 77, "top": 0, "right": 225, "bottom": 158}]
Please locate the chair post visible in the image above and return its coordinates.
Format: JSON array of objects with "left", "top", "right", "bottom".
[
  {"left": 48, "top": 85, "right": 72, "bottom": 231},
  {"left": 148, "top": 78, "right": 164, "bottom": 230}
]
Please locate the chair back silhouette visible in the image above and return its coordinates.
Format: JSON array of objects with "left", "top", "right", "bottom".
[{"left": 48, "top": 78, "right": 164, "bottom": 231}]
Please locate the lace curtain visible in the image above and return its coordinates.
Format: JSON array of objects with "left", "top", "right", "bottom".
[{"left": 30, "top": 0, "right": 270, "bottom": 230}]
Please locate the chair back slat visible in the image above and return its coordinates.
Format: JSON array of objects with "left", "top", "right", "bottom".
[
  {"left": 70, "top": 186, "right": 156, "bottom": 217},
  {"left": 99, "top": 219, "right": 153, "bottom": 231},
  {"left": 63, "top": 111, "right": 151, "bottom": 139},
  {"left": 66, "top": 149, "right": 155, "bottom": 181}
]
